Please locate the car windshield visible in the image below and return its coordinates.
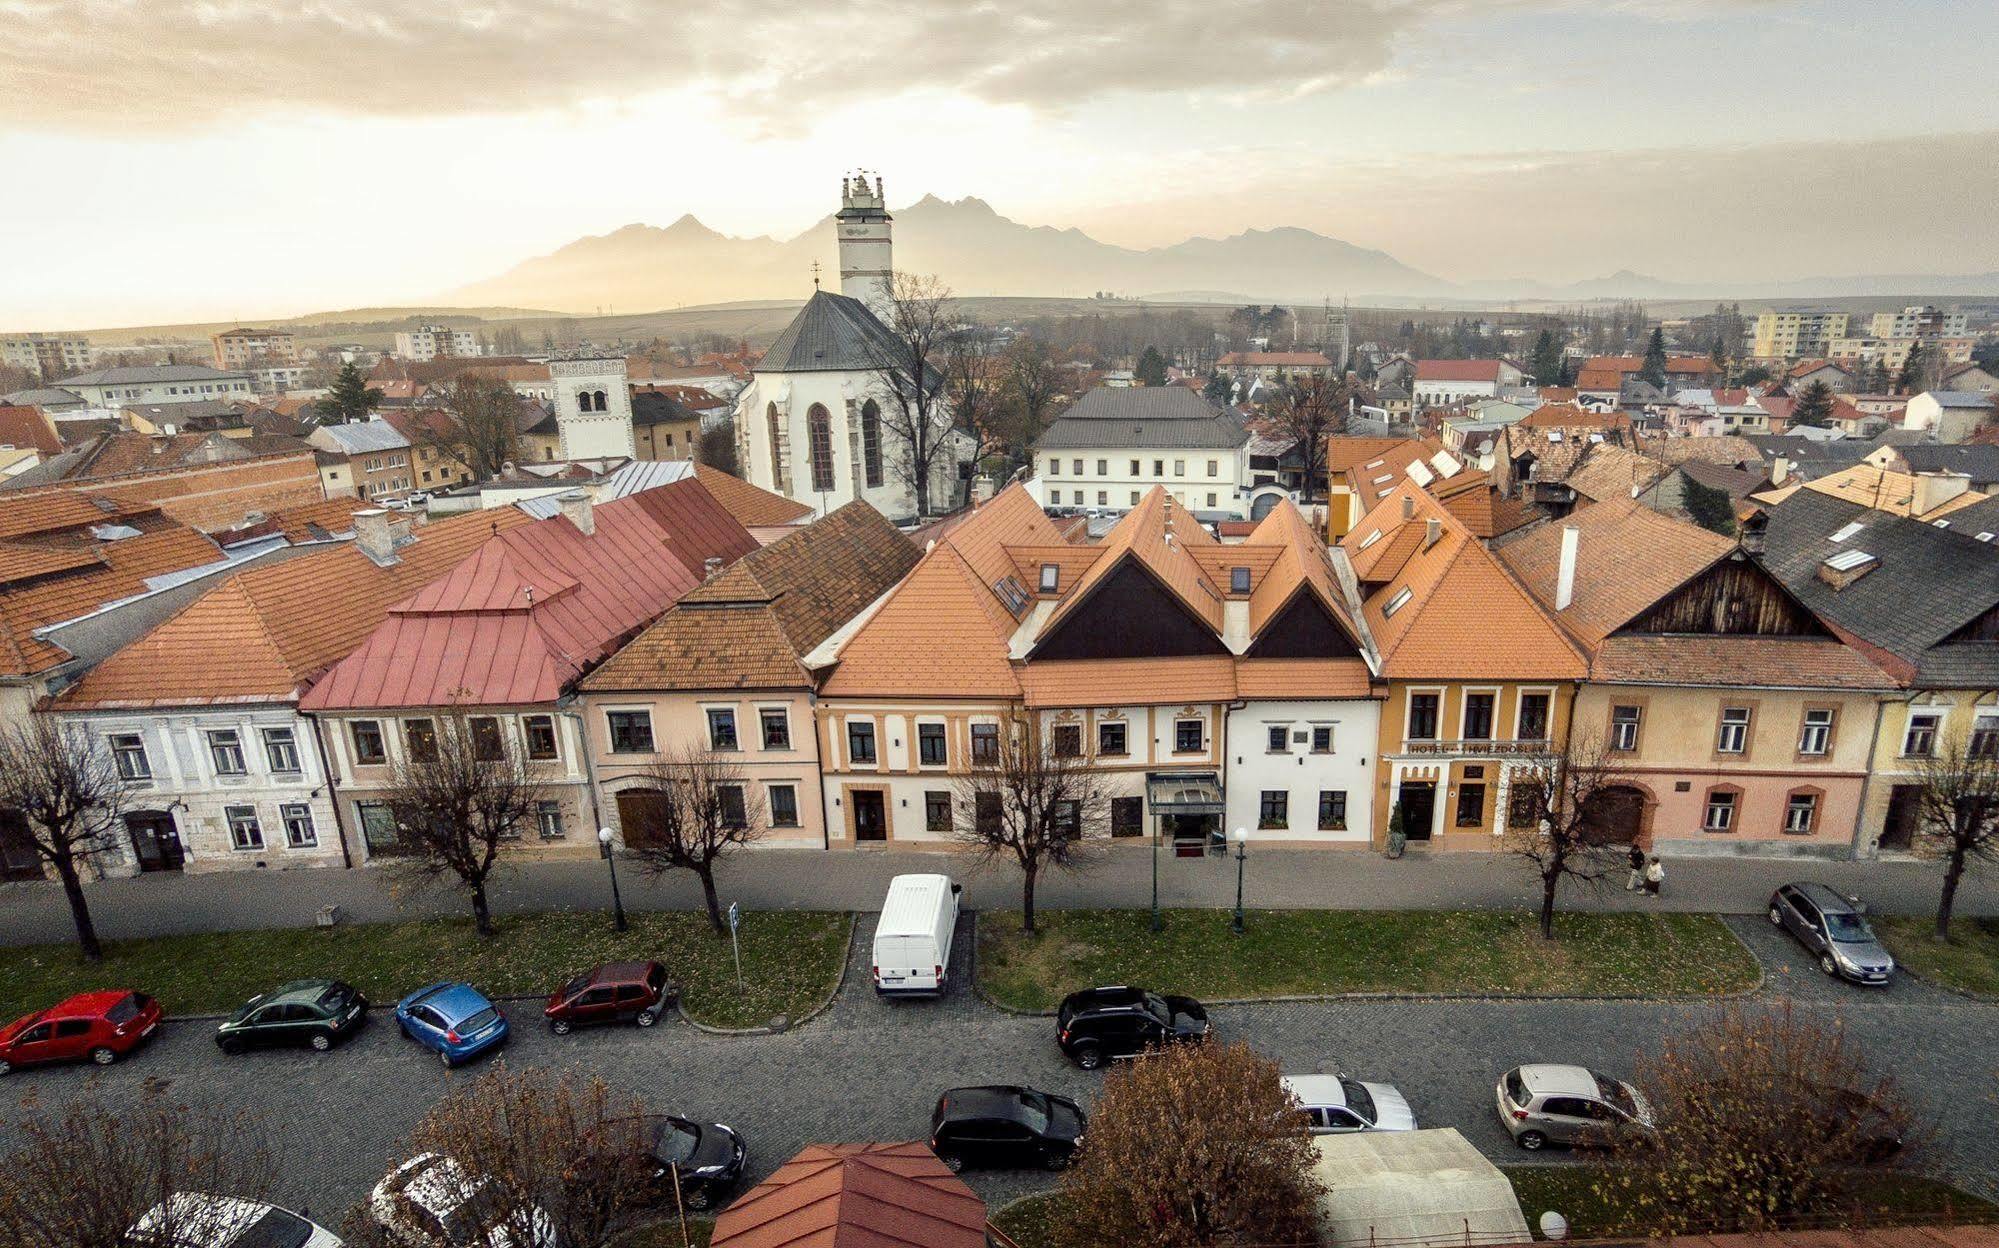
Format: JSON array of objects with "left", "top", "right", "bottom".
[
  {"left": 1593, "top": 1073, "right": 1637, "bottom": 1117},
  {"left": 225, "top": 1208, "right": 316, "bottom": 1248},
  {"left": 106, "top": 994, "right": 148, "bottom": 1024},
  {"left": 1826, "top": 912, "right": 1875, "bottom": 942},
  {"left": 653, "top": 1121, "right": 701, "bottom": 1164},
  {"left": 1015, "top": 1091, "right": 1051, "bottom": 1134},
  {"left": 559, "top": 975, "right": 590, "bottom": 998},
  {"left": 456, "top": 1008, "right": 497, "bottom": 1035},
  {"left": 1339, "top": 1079, "right": 1377, "bottom": 1123}
]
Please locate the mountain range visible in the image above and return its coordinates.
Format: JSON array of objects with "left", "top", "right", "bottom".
[{"left": 450, "top": 195, "right": 1999, "bottom": 313}]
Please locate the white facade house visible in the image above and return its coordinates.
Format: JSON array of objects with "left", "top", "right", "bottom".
[
  {"left": 1411, "top": 360, "right": 1523, "bottom": 407},
  {"left": 52, "top": 364, "right": 251, "bottom": 407},
  {"left": 1034, "top": 386, "right": 1252, "bottom": 517},
  {"left": 1223, "top": 698, "right": 1378, "bottom": 845},
  {"left": 394, "top": 324, "right": 481, "bottom": 361},
  {"left": 1904, "top": 391, "right": 1996, "bottom": 444},
  {"left": 549, "top": 355, "right": 638, "bottom": 460}
]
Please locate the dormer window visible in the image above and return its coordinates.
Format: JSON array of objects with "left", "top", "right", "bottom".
[
  {"left": 1039, "top": 563, "right": 1059, "bottom": 592},
  {"left": 1357, "top": 529, "right": 1382, "bottom": 551},
  {"left": 1384, "top": 587, "right": 1413, "bottom": 617},
  {"left": 1230, "top": 566, "right": 1251, "bottom": 593}
]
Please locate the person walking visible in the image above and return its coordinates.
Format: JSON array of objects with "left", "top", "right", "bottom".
[
  {"left": 1643, "top": 855, "right": 1665, "bottom": 897},
  {"left": 1626, "top": 842, "right": 1646, "bottom": 891}
]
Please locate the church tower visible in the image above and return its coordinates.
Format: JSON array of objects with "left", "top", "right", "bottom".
[{"left": 835, "top": 172, "right": 893, "bottom": 306}]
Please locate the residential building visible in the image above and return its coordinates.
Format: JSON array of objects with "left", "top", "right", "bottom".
[
  {"left": 1217, "top": 351, "right": 1336, "bottom": 382},
  {"left": 1501, "top": 496, "right": 1894, "bottom": 856},
  {"left": 377, "top": 410, "right": 477, "bottom": 493},
  {"left": 1829, "top": 335, "right": 1976, "bottom": 374},
  {"left": 1752, "top": 310, "right": 1850, "bottom": 360},
  {"left": 1943, "top": 363, "right": 1999, "bottom": 394},
  {"left": 300, "top": 479, "right": 760, "bottom": 862},
  {"left": 1034, "top": 386, "right": 1251, "bottom": 517},
  {"left": 1411, "top": 360, "right": 1523, "bottom": 407},
  {"left": 52, "top": 365, "right": 252, "bottom": 408},
  {"left": 393, "top": 324, "right": 481, "bottom": 361},
  {"left": 1866, "top": 443, "right": 1999, "bottom": 494},
  {"left": 1572, "top": 356, "right": 1718, "bottom": 405},
  {"left": 210, "top": 328, "right": 299, "bottom": 370},
  {"left": 309, "top": 420, "right": 417, "bottom": 499},
  {"left": 1869, "top": 306, "right": 1968, "bottom": 340},
  {"left": 1903, "top": 391, "right": 1995, "bottom": 444},
  {"left": 0, "top": 432, "right": 325, "bottom": 530},
  {"left": 1786, "top": 359, "right": 1854, "bottom": 393},
  {"left": 1, "top": 334, "right": 92, "bottom": 380},
  {"left": 629, "top": 385, "right": 703, "bottom": 461},
  {"left": 1763, "top": 461, "right": 1988, "bottom": 520},
  {"left": 708, "top": 1143, "right": 987, "bottom": 1248},
  {"left": 579, "top": 501, "right": 921, "bottom": 850},
  {"left": 0, "top": 404, "right": 62, "bottom": 457}
]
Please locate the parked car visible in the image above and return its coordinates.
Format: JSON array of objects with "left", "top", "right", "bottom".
[
  {"left": 1823, "top": 1083, "right": 1909, "bottom": 1163},
  {"left": 0, "top": 990, "right": 161, "bottom": 1075},
  {"left": 640, "top": 1114, "right": 747, "bottom": 1210},
  {"left": 216, "top": 979, "right": 367, "bottom": 1054},
  {"left": 1282, "top": 1074, "right": 1417, "bottom": 1134},
  {"left": 544, "top": 962, "right": 675, "bottom": 1034},
  {"left": 930, "top": 1085, "right": 1085, "bottom": 1172},
  {"left": 393, "top": 982, "right": 508, "bottom": 1068},
  {"left": 1768, "top": 883, "right": 1896, "bottom": 984},
  {"left": 1496, "top": 1064, "right": 1654, "bottom": 1151},
  {"left": 1055, "top": 985, "right": 1209, "bottom": 1069},
  {"left": 871, "top": 873, "right": 961, "bottom": 996},
  {"left": 371, "top": 1153, "right": 553, "bottom": 1248},
  {"left": 130, "top": 1193, "right": 342, "bottom": 1247}
]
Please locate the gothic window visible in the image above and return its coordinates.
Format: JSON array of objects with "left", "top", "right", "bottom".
[
  {"left": 766, "top": 402, "right": 784, "bottom": 486},
  {"left": 575, "top": 391, "right": 590, "bottom": 413},
  {"left": 807, "top": 404, "right": 835, "bottom": 492},
  {"left": 861, "top": 399, "right": 883, "bottom": 489},
  {"left": 592, "top": 390, "right": 608, "bottom": 412}
]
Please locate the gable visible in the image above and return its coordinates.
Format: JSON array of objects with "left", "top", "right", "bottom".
[
  {"left": 1246, "top": 586, "right": 1361, "bottom": 660},
  {"left": 1618, "top": 555, "right": 1829, "bottom": 638},
  {"left": 1030, "top": 557, "right": 1227, "bottom": 661}
]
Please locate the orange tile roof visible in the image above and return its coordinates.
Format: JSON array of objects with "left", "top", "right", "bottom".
[
  {"left": 693, "top": 464, "right": 814, "bottom": 527},
  {"left": 214, "top": 496, "right": 375, "bottom": 545},
  {"left": 1339, "top": 439, "right": 1431, "bottom": 511},
  {"left": 1007, "top": 544, "right": 1107, "bottom": 599},
  {"left": 1592, "top": 635, "right": 1897, "bottom": 689},
  {"left": 1520, "top": 403, "right": 1629, "bottom": 430},
  {"left": 1018, "top": 655, "right": 1239, "bottom": 707},
  {"left": 0, "top": 489, "right": 159, "bottom": 541},
  {"left": 709, "top": 1142, "right": 986, "bottom": 1248},
  {"left": 0, "top": 526, "right": 225, "bottom": 676},
  {"left": 1244, "top": 498, "right": 1363, "bottom": 642},
  {"left": 1414, "top": 359, "right": 1508, "bottom": 382},
  {"left": 1235, "top": 657, "right": 1373, "bottom": 699},
  {"left": 0, "top": 405, "right": 61, "bottom": 456},
  {"left": 1800, "top": 463, "right": 1987, "bottom": 519},
  {"left": 1035, "top": 489, "right": 1224, "bottom": 640},
  {"left": 1498, "top": 495, "right": 1733, "bottom": 650},
  {"left": 819, "top": 543, "right": 1023, "bottom": 698}
]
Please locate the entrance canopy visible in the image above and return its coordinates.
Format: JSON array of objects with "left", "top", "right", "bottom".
[
  {"left": 1311, "top": 1128, "right": 1529, "bottom": 1248},
  {"left": 1147, "top": 772, "right": 1224, "bottom": 815}
]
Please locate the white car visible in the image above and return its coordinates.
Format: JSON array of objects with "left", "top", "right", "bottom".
[
  {"left": 130, "top": 1193, "right": 342, "bottom": 1247},
  {"left": 1282, "top": 1074, "right": 1418, "bottom": 1134},
  {"left": 370, "top": 1153, "right": 555, "bottom": 1248}
]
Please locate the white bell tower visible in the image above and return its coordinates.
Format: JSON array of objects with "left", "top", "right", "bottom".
[{"left": 835, "top": 171, "right": 893, "bottom": 306}]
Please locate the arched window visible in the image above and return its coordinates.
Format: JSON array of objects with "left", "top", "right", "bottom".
[
  {"left": 766, "top": 402, "right": 784, "bottom": 487},
  {"left": 807, "top": 404, "right": 835, "bottom": 492},
  {"left": 592, "top": 390, "right": 608, "bottom": 412},
  {"left": 575, "top": 391, "right": 590, "bottom": 413},
  {"left": 860, "top": 399, "right": 883, "bottom": 489}
]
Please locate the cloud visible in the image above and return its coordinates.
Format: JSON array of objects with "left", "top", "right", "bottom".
[{"left": 0, "top": 0, "right": 1773, "bottom": 132}]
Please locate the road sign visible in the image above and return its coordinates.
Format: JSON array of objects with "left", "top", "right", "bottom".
[{"left": 726, "top": 902, "right": 743, "bottom": 990}]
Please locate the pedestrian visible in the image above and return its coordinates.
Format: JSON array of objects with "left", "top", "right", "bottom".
[
  {"left": 1643, "top": 855, "right": 1665, "bottom": 897},
  {"left": 1625, "top": 842, "right": 1645, "bottom": 891}
]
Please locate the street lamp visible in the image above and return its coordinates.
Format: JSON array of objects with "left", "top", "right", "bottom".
[
  {"left": 1151, "top": 821, "right": 1164, "bottom": 934},
  {"left": 597, "top": 826, "right": 628, "bottom": 933},
  {"left": 1231, "top": 826, "right": 1249, "bottom": 935}
]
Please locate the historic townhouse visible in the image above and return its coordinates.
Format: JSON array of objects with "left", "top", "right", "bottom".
[
  {"left": 53, "top": 508, "right": 528, "bottom": 874},
  {"left": 577, "top": 501, "right": 920, "bottom": 851},
  {"left": 1501, "top": 496, "right": 1896, "bottom": 856},
  {"left": 300, "top": 481, "right": 759, "bottom": 861},
  {"left": 814, "top": 484, "right": 1380, "bottom": 848},
  {"left": 1343, "top": 479, "right": 1587, "bottom": 850}
]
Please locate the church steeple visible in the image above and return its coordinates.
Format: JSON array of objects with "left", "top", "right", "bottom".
[{"left": 834, "top": 171, "right": 892, "bottom": 306}]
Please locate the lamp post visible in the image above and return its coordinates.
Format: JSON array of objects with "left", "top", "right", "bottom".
[
  {"left": 597, "top": 827, "right": 628, "bottom": 933},
  {"left": 1151, "top": 822, "right": 1163, "bottom": 933},
  {"left": 1231, "top": 826, "right": 1249, "bottom": 935}
]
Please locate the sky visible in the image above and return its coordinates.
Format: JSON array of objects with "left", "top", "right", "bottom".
[{"left": 3, "top": 0, "right": 1998, "bottom": 328}]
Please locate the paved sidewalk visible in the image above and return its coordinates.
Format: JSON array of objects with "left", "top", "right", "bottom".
[{"left": 2, "top": 843, "right": 1993, "bottom": 945}]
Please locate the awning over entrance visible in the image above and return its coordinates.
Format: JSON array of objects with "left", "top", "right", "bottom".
[{"left": 1148, "top": 772, "right": 1224, "bottom": 815}]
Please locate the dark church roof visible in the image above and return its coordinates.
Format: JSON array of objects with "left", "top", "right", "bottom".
[{"left": 756, "top": 289, "right": 902, "bottom": 374}]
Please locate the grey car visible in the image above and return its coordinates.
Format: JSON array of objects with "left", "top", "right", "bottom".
[
  {"left": 1496, "top": 1064, "right": 1653, "bottom": 1151},
  {"left": 1768, "top": 883, "right": 1896, "bottom": 984}
]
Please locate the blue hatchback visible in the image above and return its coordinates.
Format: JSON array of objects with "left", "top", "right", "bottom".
[{"left": 394, "top": 982, "right": 509, "bottom": 1068}]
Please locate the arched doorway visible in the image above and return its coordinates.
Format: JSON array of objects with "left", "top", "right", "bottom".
[
  {"left": 1580, "top": 785, "right": 1647, "bottom": 845},
  {"left": 125, "top": 810, "right": 186, "bottom": 872},
  {"left": 614, "top": 788, "right": 672, "bottom": 850}
]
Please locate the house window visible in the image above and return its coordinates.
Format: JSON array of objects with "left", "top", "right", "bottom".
[
  {"left": 807, "top": 404, "right": 835, "bottom": 492},
  {"left": 707, "top": 707, "right": 739, "bottom": 751},
  {"left": 1318, "top": 790, "right": 1347, "bottom": 830},
  {"left": 1072, "top": 459, "right": 1083, "bottom": 475},
  {"left": 1046, "top": 458, "right": 1059, "bottom": 477},
  {"left": 1509, "top": 781, "right": 1544, "bottom": 828},
  {"left": 1098, "top": 491, "right": 1109, "bottom": 507},
  {"left": 1049, "top": 490, "right": 1061, "bottom": 505},
  {"left": 1259, "top": 790, "right": 1288, "bottom": 828},
  {"left": 1971, "top": 713, "right": 1999, "bottom": 759},
  {"left": 536, "top": 800, "right": 565, "bottom": 840},
  {"left": 262, "top": 727, "right": 301, "bottom": 773},
  {"left": 1704, "top": 789, "right": 1738, "bottom": 832},
  {"left": 1096, "top": 458, "right": 1108, "bottom": 475},
  {"left": 924, "top": 791, "right": 953, "bottom": 832},
  {"left": 208, "top": 729, "right": 247, "bottom": 776},
  {"left": 108, "top": 733, "right": 150, "bottom": 780},
  {"left": 1052, "top": 800, "right": 1081, "bottom": 836},
  {"left": 1610, "top": 705, "right": 1641, "bottom": 752},
  {"left": 225, "top": 805, "right": 264, "bottom": 851},
  {"left": 1267, "top": 725, "right": 1288, "bottom": 753},
  {"left": 1039, "top": 563, "right": 1059, "bottom": 592},
  {"left": 1129, "top": 459, "right": 1141, "bottom": 475},
  {"left": 1517, "top": 692, "right": 1551, "bottom": 741},
  {"left": 1383, "top": 587, "right": 1413, "bottom": 616},
  {"left": 975, "top": 792, "right": 1002, "bottom": 835},
  {"left": 760, "top": 708, "right": 790, "bottom": 750},
  {"left": 1175, "top": 719, "right": 1204, "bottom": 753},
  {"left": 1456, "top": 783, "right": 1486, "bottom": 827},
  {"left": 1784, "top": 792, "right": 1818, "bottom": 835},
  {"left": 1798, "top": 708, "right": 1835, "bottom": 756},
  {"left": 607, "top": 711, "right": 654, "bottom": 754},
  {"left": 280, "top": 803, "right": 316, "bottom": 848},
  {"left": 1463, "top": 693, "right": 1495, "bottom": 741},
  {"left": 1407, "top": 693, "right": 1439, "bottom": 742},
  {"left": 1904, "top": 712, "right": 1940, "bottom": 757},
  {"left": 351, "top": 720, "right": 386, "bottom": 765},
  {"left": 1153, "top": 460, "right": 1164, "bottom": 476},
  {"left": 1112, "top": 796, "right": 1143, "bottom": 837},
  {"left": 847, "top": 721, "right": 877, "bottom": 765},
  {"left": 1717, "top": 707, "right": 1751, "bottom": 754},
  {"left": 769, "top": 785, "right": 800, "bottom": 828},
  {"left": 1230, "top": 566, "right": 1251, "bottom": 593},
  {"left": 1130, "top": 491, "right": 1140, "bottom": 505},
  {"left": 1311, "top": 726, "right": 1333, "bottom": 753},
  {"left": 1098, "top": 721, "right": 1127, "bottom": 755},
  {"left": 971, "top": 723, "right": 1000, "bottom": 763},
  {"left": 717, "top": 785, "right": 747, "bottom": 828},
  {"left": 469, "top": 717, "right": 505, "bottom": 761},
  {"left": 1053, "top": 724, "right": 1082, "bottom": 758},
  {"left": 524, "top": 715, "right": 559, "bottom": 760},
  {"left": 404, "top": 719, "right": 438, "bottom": 762},
  {"left": 1208, "top": 459, "right": 1219, "bottom": 477},
  {"left": 916, "top": 722, "right": 947, "bottom": 766},
  {"left": 1173, "top": 459, "right": 1186, "bottom": 477}
]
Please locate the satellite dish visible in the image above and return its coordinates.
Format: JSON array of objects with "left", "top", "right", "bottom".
[{"left": 1540, "top": 1211, "right": 1569, "bottom": 1241}]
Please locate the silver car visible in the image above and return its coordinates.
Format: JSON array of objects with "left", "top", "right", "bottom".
[
  {"left": 1283, "top": 1074, "right": 1417, "bottom": 1134},
  {"left": 1496, "top": 1064, "right": 1653, "bottom": 1151},
  {"left": 1768, "top": 883, "right": 1896, "bottom": 984}
]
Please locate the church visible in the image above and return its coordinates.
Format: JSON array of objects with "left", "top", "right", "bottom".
[{"left": 734, "top": 173, "right": 974, "bottom": 523}]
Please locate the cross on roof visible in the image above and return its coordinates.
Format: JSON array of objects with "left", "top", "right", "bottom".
[{"left": 810, "top": 260, "right": 821, "bottom": 289}]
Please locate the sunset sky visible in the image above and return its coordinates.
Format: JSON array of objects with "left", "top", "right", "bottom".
[{"left": 3, "top": 0, "right": 1997, "bottom": 328}]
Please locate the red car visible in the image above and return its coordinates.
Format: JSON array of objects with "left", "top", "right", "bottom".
[
  {"left": 0, "top": 990, "right": 162, "bottom": 1075},
  {"left": 544, "top": 962, "right": 676, "bottom": 1035}
]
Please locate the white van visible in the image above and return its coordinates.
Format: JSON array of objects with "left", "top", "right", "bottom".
[{"left": 872, "top": 873, "right": 962, "bottom": 997}]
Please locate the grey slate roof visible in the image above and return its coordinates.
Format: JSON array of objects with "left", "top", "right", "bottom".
[
  {"left": 314, "top": 419, "right": 410, "bottom": 454},
  {"left": 756, "top": 290, "right": 903, "bottom": 374},
  {"left": 1925, "top": 391, "right": 1994, "bottom": 408},
  {"left": 1895, "top": 443, "right": 1999, "bottom": 484},
  {"left": 55, "top": 364, "right": 245, "bottom": 386},
  {"left": 1762, "top": 487, "right": 1999, "bottom": 686},
  {"left": 631, "top": 390, "right": 702, "bottom": 426},
  {"left": 1, "top": 387, "right": 86, "bottom": 408},
  {"left": 1036, "top": 386, "right": 1248, "bottom": 450}
]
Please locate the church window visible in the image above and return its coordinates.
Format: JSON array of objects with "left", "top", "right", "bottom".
[
  {"left": 575, "top": 391, "right": 590, "bottom": 413},
  {"left": 861, "top": 400, "right": 883, "bottom": 489},
  {"left": 592, "top": 390, "right": 608, "bottom": 412},
  {"left": 766, "top": 402, "right": 784, "bottom": 486},
  {"left": 807, "top": 404, "right": 835, "bottom": 492}
]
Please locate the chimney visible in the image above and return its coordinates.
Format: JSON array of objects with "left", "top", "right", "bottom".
[
  {"left": 704, "top": 556, "right": 723, "bottom": 580},
  {"left": 1912, "top": 470, "right": 1970, "bottom": 517},
  {"left": 1771, "top": 455, "right": 1791, "bottom": 487},
  {"left": 1422, "top": 517, "right": 1441, "bottom": 550},
  {"left": 971, "top": 474, "right": 995, "bottom": 505},
  {"left": 558, "top": 488, "right": 594, "bottom": 536},
  {"left": 352, "top": 508, "right": 397, "bottom": 565},
  {"left": 1555, "top": 523, "right": 1580, "bottom": 610},
  {"left": 1400, "top": 494, "right": 1415, "bottom": 520}
]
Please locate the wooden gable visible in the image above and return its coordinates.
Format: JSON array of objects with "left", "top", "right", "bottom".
[
  {"left": 1619, "top": 553, "right": 1830, "bottom": 638},
  {"left": 1030, "top": 557, "right": 1227, "bottom": 661},
  {"left": 1246, "top": 586, "right": 1363, "bottom": 660}
]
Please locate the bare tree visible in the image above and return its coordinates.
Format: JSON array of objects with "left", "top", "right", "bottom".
[
  {"left": 418, "top": 375, "right": 524, "bottom": 481},
  {"left": 0, "top": 715, "right": 130, "bottom": 960},
  {"left": 1266, "top": 374, "right": 1350, "bottom": 498},
  {"left": 376, "top": 708, "right": 547, "bottom": 937},
  {"left": 939, "top": 323, "right": 1009, "bottom": 468},
  {"left": 0, "top": 1091, "right": 283, "bottom": 1248},
  {"left": 1501, "top": 736, "right": 1633, "bottom": 940},
  {"left": 1001, "top": 334, "right": 1067, "bottom": 453},
  {"left": 866, "top": 272, "right": 967, "bottom": 517},
  {"left": 953, "top": 711, "right": 1109, "bottom": 934},
  {"left": 1910, "top": 727, "right": 1999, "bottom": 942},
  {"left": 343, "top": 1069, "right": 657, "bottom": 1248},
  {"left": 619, "top": 745, "right": 767, "bottom": 934}
]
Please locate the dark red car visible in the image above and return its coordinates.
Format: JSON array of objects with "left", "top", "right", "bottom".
[
  {"left": 544, "top": 962, "right": 676, "bottom": 1035},
  {"left": 0, "top": 990, "right": 162, "bottom": 1075}
]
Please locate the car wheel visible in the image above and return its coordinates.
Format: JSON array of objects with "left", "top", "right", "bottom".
[
  {"left": 438, "top": 1049, "right": 455, "bottom": 1069},
  {"left": 1516, "top": 1130, "right": 1547, "bottom": 1151},
  {"left": 0, "top": 1058, "right": 12, "bottom": 1077},
  {"left": 938, "top": 1152, "right": 966, "bottom": 1174},
  {"left": 310, "top": 1033, "right": 333, "bottom": 1052},
  {"left": 1768, "top": 905, "right": 1784, "bottom": 927},
  {"left": 684, "top": 1187, "right": 713, "bottom": 1212},
  {"left": 1073, "top": 1044, "right": 1104, "bottom": 1071},
  {"left": 1043, "top": 1149, "right": 1073, "bottom": 1172},
  {"left": 1820, "top": 953, "right": 1840, "bottom": 977},
  {"left": 636, "top": 1008, "right": 658, "bottom": 1028},
  {"left": 550, "top": 1018, "right": 572, "bottom": 1036},
  {"left": 218, "top": 1036, "right": 245, "bottom": 1056},
  {"left": 90, "top": 1047, "right": 117, "bottom": 1066}
]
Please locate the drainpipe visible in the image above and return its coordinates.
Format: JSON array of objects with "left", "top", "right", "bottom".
[
  {"left": 1851, "top": 694, "right": 1891, "bottom": 861},
  {"left": 559, "top": 704, "right": 606, "bottom": 847},
  {"left": 809, "top": 689, "right": 830, "bottom": 851},
  {"left": 305, "top": 713, "right": 353, "bottom": 870}
]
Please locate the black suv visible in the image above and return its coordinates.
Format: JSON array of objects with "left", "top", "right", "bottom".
[
  {"left": 216, "top": 979, "right": 367, "bottom": 1054},
  {"left": 930, "top": 1085, "right": 1086, "bottom": 1172},
  {"left": 1056, "top": 985, "right": 1209, "bottom": 1069}
]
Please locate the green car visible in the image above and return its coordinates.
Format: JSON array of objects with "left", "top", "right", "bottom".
[{"left": 216, "top": 980, "right": 368, "bottom": 1055}]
